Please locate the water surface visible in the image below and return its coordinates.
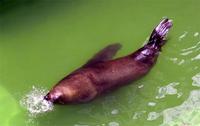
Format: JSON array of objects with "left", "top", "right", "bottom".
[{"left": 0, "top": 0, "right": 200, "bottom": 126}]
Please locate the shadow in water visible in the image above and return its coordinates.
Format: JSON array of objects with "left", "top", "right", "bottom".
[
  {"left": 0, "top": 0, "right": 38, "bottom": 12},
  {"left": 0, "top": 0, "right": 83, "bottom": 34}
]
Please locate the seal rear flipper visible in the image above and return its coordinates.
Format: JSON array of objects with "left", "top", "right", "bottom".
[
  {"left": 82, "top": 43, "right": 122, "bottom": 68},
  {"left": 148, "top": 18, "right": 172, "bottom": 48}
]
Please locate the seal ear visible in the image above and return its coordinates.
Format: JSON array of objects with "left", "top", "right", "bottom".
[{"left": 82, "top": 43, "right": 122, "bottom": 68}]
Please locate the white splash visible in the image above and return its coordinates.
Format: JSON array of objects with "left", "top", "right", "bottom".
[
  {"left": 156, "top": 82, "right": 179, "bottom": 99},
  {"left": 20, "top": 86, "right": 53, "bottom": 117},
  {"left": 192, "top": 73, "right": 200, "bottom": 87},
  {"left": 161, "top": 90, "right": 200, "bottom": 126},
  {"left": 147, "top": 112, "right": 161, "bottom": 121},
  {"left": 178, "top": 31, "right": 188, "bottom": 41}
]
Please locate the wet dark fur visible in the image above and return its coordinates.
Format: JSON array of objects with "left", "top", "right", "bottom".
[{"left": 44, "top": 19, "right": 172, "bottom": 104}]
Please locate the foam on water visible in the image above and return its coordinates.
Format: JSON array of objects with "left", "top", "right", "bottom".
[
  {"left": 132, "top": 111, "right": 146, "bottom": 120},
  {"left": 155, "top": 82, "right": 180, "bottom": 99},
  {"left": 147, "top": 112, "right": 161, "bottom": 121},
  {"left": 192, "top": 72, "right": 200, "bottom": 87},
  {"left": 20, "top": 86, "right": 53, "bottom": 117},
  {"left": 161, "top": 90, "right": 200, "bottom": 126}
]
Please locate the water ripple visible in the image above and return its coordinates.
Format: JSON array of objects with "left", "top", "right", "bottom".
[{"left": 178, "top": 31, "right": 188, "bottom": 41}]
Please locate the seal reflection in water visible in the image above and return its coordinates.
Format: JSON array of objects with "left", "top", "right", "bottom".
[{"left": 44, "top": 18, "right": 172, "bottom": 104}]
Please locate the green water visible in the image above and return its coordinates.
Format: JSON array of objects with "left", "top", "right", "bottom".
[{"left": 0, "top": 0, "right": 200, "bottom": 126}]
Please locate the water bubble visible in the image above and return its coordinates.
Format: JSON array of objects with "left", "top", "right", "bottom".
[{"left": 20, "top": 86, "right": 53, "bottom": 117}]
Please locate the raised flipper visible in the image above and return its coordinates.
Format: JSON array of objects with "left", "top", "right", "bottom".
[
  {"left": 82, "top": 43, "right": 122, "bottom": 68},
  {"left": 148, "top": 18, "right": 172, "bottom": 48}
]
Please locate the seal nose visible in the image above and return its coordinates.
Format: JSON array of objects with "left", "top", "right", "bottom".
[
  {"left": 44, "top": 92, "right": 57, "bottom": 103},
  {"left": 44, "top": 93, "right": 52, "bottom": 101},
  {"left": 44, "top": 90, "right": 62, "bottom": 103}
]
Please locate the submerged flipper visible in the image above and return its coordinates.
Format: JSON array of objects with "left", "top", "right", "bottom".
[{"left": 82, "top": 43, "right": 122, "bottom": 68}]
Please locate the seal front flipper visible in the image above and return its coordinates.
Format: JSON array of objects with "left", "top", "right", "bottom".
[{"left": 82, "top": 43, "right": 122, "bottom": 68}]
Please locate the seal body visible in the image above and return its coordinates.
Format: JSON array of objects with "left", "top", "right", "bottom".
[{"left": 44, "top": 18, "right": 172, "bottom": 104}]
